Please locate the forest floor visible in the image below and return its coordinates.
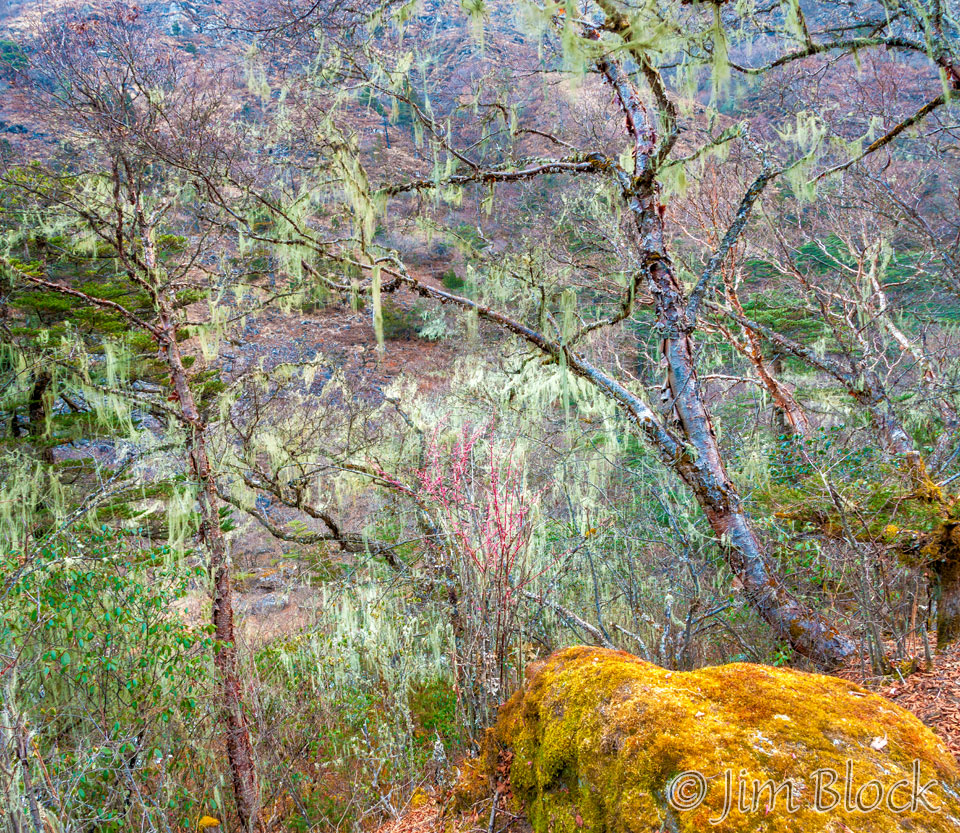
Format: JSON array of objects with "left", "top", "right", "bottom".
[
  {"left": 374, "top": 790, "right": 529, "bottom": 833},
  {"left": 833, "top": 635, "right": 960, "bottom": 759},
  {"left": 876, "top": 640, "right": 960, "bottom": 759}
]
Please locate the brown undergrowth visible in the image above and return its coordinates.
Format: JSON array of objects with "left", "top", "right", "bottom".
[{"left": 841, "top": 636, "right": 960, "bottom": 761}]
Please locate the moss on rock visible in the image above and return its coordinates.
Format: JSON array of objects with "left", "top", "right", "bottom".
[{"left": 464, "top": 646, "right": 960, "bottom": 832}]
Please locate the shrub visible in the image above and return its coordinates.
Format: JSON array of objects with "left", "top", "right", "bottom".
[
  {"left": 0, "top": 529, "right": 217, "bottom": 830},
  {"left": 381, "top": 299, "right": 423, "bottom": 340},
  {"left": 441, "top": 269, "right": 465, "bottom": 291},
  {"left": 0, "top": 39, "right": 27, "bottom": 73}
]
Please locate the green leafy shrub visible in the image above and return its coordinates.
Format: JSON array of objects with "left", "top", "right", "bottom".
[
  {"left": 0, "top": 39, "right": 27, "bottom": 73},
  {"left": 381, "top": 299, "right": 423, "bottom": 340},
  {"left": 408, "top": 676, "right": 459, "bottom": 745},
  {"left": 441, "top": 269, "right": 465, "bottom": 291},
  {"left": 0, "top": 529, "right": 217, "bottom": 830}
]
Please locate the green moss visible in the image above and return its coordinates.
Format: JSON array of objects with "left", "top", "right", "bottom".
[
  {"left": 461, "top": 647, "right": 960, "bottom": 833},
  {"left": 197, "top": 378, "right": 226, "bottom": 404}
]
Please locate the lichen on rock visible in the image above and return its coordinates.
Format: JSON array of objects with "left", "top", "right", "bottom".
[{"left": 455, "top": 646, "right": 960, "bottom": 832}]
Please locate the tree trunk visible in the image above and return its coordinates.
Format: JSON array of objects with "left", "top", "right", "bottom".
[
  {"left": 932, "top": 523, "right": 960, "bottom": 649},
  {"left": 659, "top": 310, "right": 854, "bottom": 666},
  {"left": 158, "top": 307, "right": 263, "bottom": 832},
  {"left": 28, "top": 371, "right": 53, "bottom": 463},
  {"left": 857, "top": 381, "right": 958, "bottom": 648},
  {"left": 748, "top": 345, "right": 806, "bottom": 438},
  {"left": 592, "top": 48, "right": 854, "bottom": 668},
  {"left": 936, "top": 557, "right": 960, "bottom": 650},
  {"left": 27, "top": 372, "right": 50, "bottom": 437},
  {"left": 768, "top": 354, "right": 810, "bottom": 436},
  {"left": 857, "top": 377, "right": 943, "bottom": 501}
]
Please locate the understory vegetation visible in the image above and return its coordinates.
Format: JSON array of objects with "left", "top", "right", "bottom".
[{"left": 1, "top": 0, "right": 959, "bottom": 830}]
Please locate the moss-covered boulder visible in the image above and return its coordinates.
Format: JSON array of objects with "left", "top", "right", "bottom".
[{"left": 465, "top": 646, "right": 960, "bottom": 832}]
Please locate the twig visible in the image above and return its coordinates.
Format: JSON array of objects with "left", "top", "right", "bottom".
[
  {"left": 487, "top": 788, "right": 500, "bottom": 833},
  {"left": 521, "top": 590, "right": 616, "bottom": 650}
]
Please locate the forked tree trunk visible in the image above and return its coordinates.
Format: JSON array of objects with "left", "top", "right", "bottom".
[
  {"left": 655, "top": 291, "right": 853, "bottom": 666},
  {"left": 594, "top": 50, "right": 855, "bottom": 668}
]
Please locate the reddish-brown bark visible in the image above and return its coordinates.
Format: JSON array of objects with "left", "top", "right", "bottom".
[{"left": 150, "top": 235, "right": 263, "bottom": 831}]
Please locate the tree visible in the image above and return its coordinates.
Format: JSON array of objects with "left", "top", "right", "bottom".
[
  {"left": 704, "top": 179, "right": 960, "bottom": 649},
  {"left": 231, "top": 0, "right": 960, "bottom": 666},
  {"left": 1, "top": 10, "right": 264, "bottom": 829}
]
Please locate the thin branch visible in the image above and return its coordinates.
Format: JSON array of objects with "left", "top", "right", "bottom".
[
  {"left": 686, "top": 167, "right": 777, "bottom": 322},
  {"left": 217, "top": 487, "right": 403, "bottom": 569},
  {"left": 729, "top": 36, "right": 927, "bottom": 75},
  {"left": 814, "top": 94, "right": 947, "bottom": 182},
  {"left": 706, "top": 299, "right": 853, "bottom": 382},
  {"left": 521, "top": 590, "right": 616, "bottom": 650},
  {"left": 378, "top": 157, "right": 609, "bottom": 197}
]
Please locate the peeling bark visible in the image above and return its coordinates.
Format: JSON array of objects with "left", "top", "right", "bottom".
[{"left": 592, "top": 46, "right": 854, "bottom": 667}]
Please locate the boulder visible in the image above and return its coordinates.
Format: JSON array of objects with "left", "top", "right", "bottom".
[
  {"left": 248, "top": 592, "right": 290, "bottom": 616},
  {"left": 457, "top": 646, "right": 960, "bottom": 832}
]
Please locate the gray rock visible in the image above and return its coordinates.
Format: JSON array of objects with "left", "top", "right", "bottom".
[{"left": 249, "top": 593, "right": 290, "bottom": 616}]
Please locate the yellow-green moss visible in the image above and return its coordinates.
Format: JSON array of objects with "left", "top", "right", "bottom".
[
  {"left": 451, "top": 752, "right": 494, "bottom": 813},
  {"left": 469, "top": 647, "right": 960, "bottom": 833}
]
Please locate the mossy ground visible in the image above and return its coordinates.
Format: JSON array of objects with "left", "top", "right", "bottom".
[{"left": 454, "top": 646, "right": 960, "bottom": 833}]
